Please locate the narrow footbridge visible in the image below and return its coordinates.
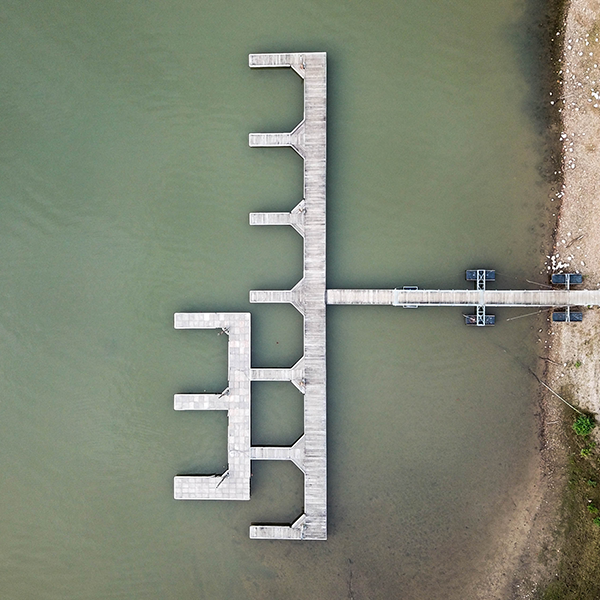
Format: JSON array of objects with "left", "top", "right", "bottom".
[
  {"left": 327, "top": 270, "right": 596, "bottom": 326},
  {"left": 326, "top": 288, "right": 600, "bottom": 307}
]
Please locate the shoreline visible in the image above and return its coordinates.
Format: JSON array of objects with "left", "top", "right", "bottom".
[
  {"left": 509, "top": 0, "right": 600, "bottom": 597},
  {"left": 464, "top": 1, "right": 600, "bottom": 597}
]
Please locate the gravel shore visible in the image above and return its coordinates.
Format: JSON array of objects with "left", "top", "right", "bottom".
[{"left": 509, "top": 1, "right": 600, "bottom": 596}]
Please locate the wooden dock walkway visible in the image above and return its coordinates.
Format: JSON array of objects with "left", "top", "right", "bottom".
[
  {"left": 249, "top": 200, "right": 306, "bottom": 236},
  {"left": 173, "top": 52, "right": 326, "bottom": 541},
  {"left": 326, "top": 288, "right": 600, "bottom": 307},
  {"left": 248, "top": 51, "right": 327, "bottom": 541},
  {"left": 173, "top": 313, "right": 251, "bottom": 501}
]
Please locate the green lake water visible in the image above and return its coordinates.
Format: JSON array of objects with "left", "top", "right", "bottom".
[{"left": 0, "top": 1, "right": 554, "bottom": 598}]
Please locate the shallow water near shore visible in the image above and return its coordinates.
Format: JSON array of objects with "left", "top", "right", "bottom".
[{"left": 0, "top": 1, "right": 553, "bottom": 598}]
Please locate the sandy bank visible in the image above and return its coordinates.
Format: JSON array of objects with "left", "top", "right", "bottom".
[
  {"left": 508, "top": 1, "right": 600, "bottom": 597},
  {"left": 547, "top": 0, "right": 600, "bottom": 419}
]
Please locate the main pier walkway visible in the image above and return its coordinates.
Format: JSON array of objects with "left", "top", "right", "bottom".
[{"left": 248, "top": 52, "right": 327, "bottom": 540}]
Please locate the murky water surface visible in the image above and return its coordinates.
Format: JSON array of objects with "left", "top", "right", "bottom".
[{"left": 0, "top": 1, "right": 552, "bottom": 598}]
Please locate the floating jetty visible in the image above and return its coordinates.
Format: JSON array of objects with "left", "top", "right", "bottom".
[
  {"left": 175, "top": 52, "right": 327, "bottom": 541},
  {"left": 248, "top": 51, "right": 327, "bottom": 540},
  {"left": 174, "top": 52, "right": 600, "bottom": 541}
]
